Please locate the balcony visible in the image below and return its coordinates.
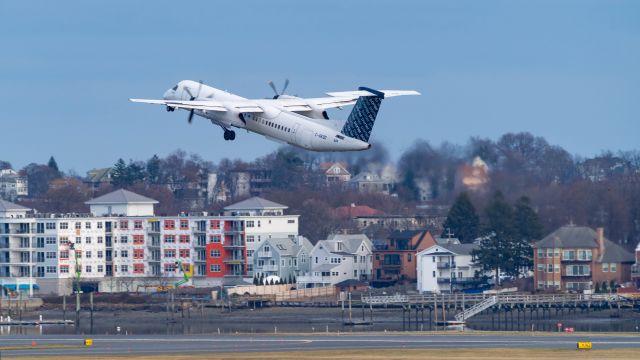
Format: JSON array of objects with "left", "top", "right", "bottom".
[
  {"left": 437, "top": 262, "right": 456, "bottom": 269},
  {"left": 257, "top": 264, "right": 278, "bottom": 272},
  {"left": 223, "top": 242, "right": 245, "bottom": 248},
  {"left": 258, "top": 251, "right": 272, "bottom": 258},
  {"left": 223, "top": 257, "right": 245, "bottom": 264},
  {"left": 192, "top": 226, "right": 207, "bottom": 234},
  {"left": 562, "top": 271, "right": 591, "bottom": 277}
]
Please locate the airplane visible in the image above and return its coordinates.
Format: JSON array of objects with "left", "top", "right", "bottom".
[{"left": 130, "top": 80, "right": 419, "bottom": 152}]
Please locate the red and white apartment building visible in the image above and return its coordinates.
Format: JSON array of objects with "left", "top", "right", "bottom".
[{"left": 0, "top": 190, "right": 298, "bottom": 295}]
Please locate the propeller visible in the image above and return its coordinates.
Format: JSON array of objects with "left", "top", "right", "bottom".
[
  {"left": 185, "top": 80, "right": 203, "bottom": 124},
  {"left": 268, "top": 79, "right": 290, "bottom": 99}
]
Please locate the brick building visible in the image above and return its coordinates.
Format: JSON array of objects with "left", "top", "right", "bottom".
[
  {"left": 372, "top": 230, "right": 436, "bottom": 285},
  {"left": 533, "top": 225, "right": 635, "bottom": 292}
]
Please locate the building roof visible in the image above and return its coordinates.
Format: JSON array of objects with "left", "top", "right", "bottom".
[
  {"left": 86, "top": 168, "right": 112, "bottom": 183},
  {"left": 0, "top": 199, "right": 31, "bottom": 212},
  {"left": 334, "top": 205, "right": 383, "bottom": 218},
  {"left": 85, "top": 189, "right": 158, "bottom": 205},
  {"left": 439, "top": 243, "right": 477, "bottom": 256},
  {"left": 388, "top": 229, "right": 425, "bottom": 240},
  {"left": 267, "top": 238, "right": 298, "bottom": 257},
  {"left": 534, "top": 225, "right": 635, "bottom": 263},
  {"left": 334, "top": 279, "right": 368, "bottom": 288},
  {"left": 224, "top": 196, "right": 287, "bottom": 211}
]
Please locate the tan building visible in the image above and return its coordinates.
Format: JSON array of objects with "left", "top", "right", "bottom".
[{"left": 533, "top": 225, "right": 635, "bottom": 292}]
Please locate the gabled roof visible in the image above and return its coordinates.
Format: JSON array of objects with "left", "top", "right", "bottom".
[
  {"left": 334, "top": 205, "right": 383, "bottom": 218},
  {"left": 418, "top": 243, "right": 478, "bottom": 256},
  {"left": 85, "top": 189, "right": 158, "bottom": 205},
  {"left": 224, "top": 196, "right": 287, "bottom": 211},
  {"left": 0, "top": 199, "right": 31, "bottom": 212},
  {"left": 600, "top": 238, "right": 635, "bottom": 263},
  {"left": 265, "top": 238, "right": 298, "bottom": 257}
]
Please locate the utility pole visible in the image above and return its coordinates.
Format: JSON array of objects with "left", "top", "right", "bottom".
[{"left": 70, "top": 244, "right": 81, "bottom": 331}]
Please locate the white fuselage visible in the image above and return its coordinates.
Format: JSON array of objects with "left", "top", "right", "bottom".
[{"left": 164, "top": 80, "right": 370, "bottom": 152}]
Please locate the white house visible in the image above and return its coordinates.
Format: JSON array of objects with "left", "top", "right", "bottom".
[
  {"left": 253, "top": 236, "right": 313, "bottom": 282},
  {"left": 85, "top": 189, "right": 158, "bottom": 217},
  {"left": 416, "top": 240, "right": 489, "bottom": 293},
  {"left": 298, "top": 234, "right": 373, "bottom": 288},
  {"left": 0, "top": 199, "right": 30, "bottom": 219}
]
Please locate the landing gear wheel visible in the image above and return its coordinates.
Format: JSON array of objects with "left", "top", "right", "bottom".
[
  {"left": 166, "top": 106, "right": 175, "bottom": 112},
  {"left": 223, "top": 130, "right": 236, "bottom": 141}
]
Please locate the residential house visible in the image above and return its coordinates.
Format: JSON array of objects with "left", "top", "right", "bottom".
[
  {"left": 0, "top": 169, "right": 28, "bottom": 200},
  {"left": 373, "top": 230, "right": 436, "bottom": 285},
  {"left": 253, "top": 236, "right": 313, "bottom": 283},
  {"left": 84, "top": 168, "right": 113, "bottom": 190},
  {"left": 455, "top": 156, "right": 489, "bottom": 192},
  {"left": 629, "top": 242, "right": 640, "bottom": 288},
  {"left": 533, "top": 225, "right": 635, "bottom": 292},
  {"left": 416, "top": 239, "right": 489, "bottom": 293},
  {"left": 350, "top": 171, "right": 394, "bottom": 195},
  {"left": 320, "top": 162, "right": 351, "bottom": 185},
  {"left": 298, "top": 234, "right": 373, "bottom": 288}
]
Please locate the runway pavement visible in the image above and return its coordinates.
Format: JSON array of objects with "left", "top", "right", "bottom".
[{"left": 1, "top": 333, "right": 640, "bottom": 357}]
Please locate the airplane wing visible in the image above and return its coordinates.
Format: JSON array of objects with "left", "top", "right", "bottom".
[
  {"left": 129, "top": 99, "right": 263, "bottom": 113},
  {"left": 265, "top": 89, "right": 420, "bottom": 111}
]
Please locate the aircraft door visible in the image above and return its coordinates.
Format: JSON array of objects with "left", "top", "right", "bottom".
[{"left": 293, "top": 123, "right": 313, "bottom": 149}]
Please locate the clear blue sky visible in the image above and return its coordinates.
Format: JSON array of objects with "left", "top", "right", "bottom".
[{"left": 1, "top": 0, "right": 638, "bottom": 173}]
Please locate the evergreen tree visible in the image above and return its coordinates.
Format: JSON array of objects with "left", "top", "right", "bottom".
[
  {"left": 253, "top": 275, "right": 258, "bottom": 286},
  {"left": 442, "top": 192, "right": 479, "bottom": 243},
  {"left": 472, "top": 191, "right": 516, "bottom": 285},
  {"left": 146, "top": 155, "right": 161, "bottom": 184},
  {"left": 126, "top": 160, "right": 146, "bottom": 184},
  {"left": 47, "top": 156, "right": 59, "bottom": 172},
  {"left": 111, "top": 158, "right": 128, "bottom": 188},
  {"left": 512, "top": 196, "right": 544, "bottom": 273},
  {"left": 595, "top": 282, "right": 600, "bottom": 293}
]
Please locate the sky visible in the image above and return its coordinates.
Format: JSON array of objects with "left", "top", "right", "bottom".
[{"left": 1, "top": 0, "right": 638, "bottom": 174}]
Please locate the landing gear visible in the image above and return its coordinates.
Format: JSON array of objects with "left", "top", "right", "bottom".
[
  {"left": 223, "top": 130, "right": 236, "bottom": 141},
  {"left": 166, "top": 106, "right": 175, "bottom": 112}
]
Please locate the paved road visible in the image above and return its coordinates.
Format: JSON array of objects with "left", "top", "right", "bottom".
[{"left": 1, "top": 334, "right": 640, "bottom": 357}]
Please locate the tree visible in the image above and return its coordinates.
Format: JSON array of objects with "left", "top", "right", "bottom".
[
  {"left": 111, "top": 158, "right": 128, "bottom": 188},
  {"left": 253, "top": 275, "right": 259, "bottom": 285},
  {"left": 22, "top": 163, "right": 62, "bottom": 197},
  {"left": 472, "top": 192, "right": 517, "bottom": 285},
  {"left": 146, "top": 155, "right": 161, "bottom": 184},
  {"left": 0, "top": 160, "right": 11, "bottom": 170},
  {"left": 47, "top": 156, "right": 59, "bottom": 172},
  {"left": 442, "top": 192, "right": 479, "bottom": 243},
  {"left": 511, "top": 196, "right": 544, "bottom": 272}
]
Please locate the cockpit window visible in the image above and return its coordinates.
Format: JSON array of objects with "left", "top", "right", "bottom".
[{"left": 171, "top": 85, "right": 178, "bottom": 91}]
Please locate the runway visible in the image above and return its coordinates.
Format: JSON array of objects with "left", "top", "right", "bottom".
[{"left": 1, "top": 333, "right": 640, "bottom": 357}]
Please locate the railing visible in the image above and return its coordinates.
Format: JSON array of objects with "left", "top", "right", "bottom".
[
  {"left": 257, "top": 264, "right": 278, "bottom": 272},
  {"left": 223, "top": 257, "right": 244, "bottom": 263},
  {"left": 455, "top": 296, "right": 497, "bottom": 322},
  {"left": 437, "top": 262, "right": 455, "bottom": 269},
  {"left": 361, "top": 293, "right": 623, "bottom": 306},
  {"left": 223, "top": 242, "right": 245, "bottom": 248}
]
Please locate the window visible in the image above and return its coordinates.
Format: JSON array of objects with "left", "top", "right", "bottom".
[
  {"left": 577, "top": 250, "right": 592, "bottom": 261},
  {"left": 164, "top": 220, "right": 175, "bottom": 230},
  {"left": 60, "top": 251, "right": 69, "bottom": 260},
  {"left": 85, "top": 237, "right": 91, "bottom": 244},
  {"left": 562, "top": 250, "right": 575, "bottom": 260},
  {"left": 75, "top": 237, "right": 81, "bottom": 244},
  {"left": 537, "top": 249, "right": 545, "bottom": 258},
  {"left": 164, "top": 263, "right": 176, "bottom": 272},
  {"left": 133, "top": 235, "right": 144, "bottom": 245},
  {"left": 60, "top": 222, "right": 68, "bottom": 230},
  {"left": 407, "top": 253, "right": 412, "bottom": 262},
  {"left": 246, "top": 221, "right": 255, "bottom": 228},
  {"left": 164, "top": 249, "right": 176, "bottom": 258},
  {"left": 46, "top": 237, "right": 56, "bottom": 245},
  {"left": 133, "top": 263, "right": 144, "bottom": 274},
  {"left": 60, "top": 265, "right": 69, "bottom": 273},
  {"left": 133, "top": 249, "right": 144, "bottom": 260},
  {"left": 97, "top": 222, "right": 103, "bottom": 229},
  {"left": 537, "top": 264, "right": 544, "bottom": 272},
  {"left": 97, "top": 236, "right": 103, "bottom": 244},
  {"left": 120, "top": 265, "right": 129, "bottom": 273},
  {"left": 120, "top": 250, "right": 129, "bottom": 258},
  {"left": 85, "top": 222, "right": 92, "bottom": 229},
  {"left": 120, "top": 220, "right": 128, "bottom": 229},
  {"left": 210, "top": 264, "right": 221, "bottom": 272},
  {"left": 86, "top": 251, "right": 92, "bottom": 259},
  {"left": 97, "top": 265, "right": 103, "bottom": 273},
  {"left": 46, "top": 222, "right": 56, "bottom": 230},
  {"left": 546, "top": 248, "right": 553, "bottom": 257},
  {"left": 565, "top": 264, "right": 590, "bottom": 276},
  {"left": 98, "top": 251, "right": 103, "bottom": 258},
  {"left": 246, "top": 235, "right": 255, "bottom": 243},
  {"left": 210, "top": 249, "right": 221, "bottom": 258},
  {"left": 210, "top": 220, "right": 220, "bottom": 229},
  {"left": 179, "top": 249, "right": 190, "bottom": 258},
  {"left": 288, "top": 219, "right": 295, "bottom": 224},
  {"left": 75, "top": 222, "right": 81, "bottom": 230},
  {"left": 610, "top": 263, "right": 617, "bottom": 272},
  {"left": 547, "top": 264, "right": 553, "bottom": 273},
  {"left": 554, "top": 248, "right": 560, "bottom": 257},
  {"left": 179, "top": 235, "right": 190, "bottom": 243},
  {"left": 85, "top": 265, "right": 92, "bottom": 273},
  {"left": 602, "top": 263, "right": 609, "bottom": 272},
  {"left": 46, "top": 251, "right": 56, "bottom": 259},
  {"left": 134, "top": 220, "right": 143, "bottom": 230},
  {"left": 164, "top": 235, "right": 175, "bottom": 243},
  {"left": 120, "top": 236, "right": 128, "bottom": 244},
  {"left": 247, "top": 250, "right": 254, "bottom": 258},
  {"left": 554, "top": 264, "right": 560, "bottom": 273},
  {"left": 46, "top": 266, "right": 57, "bottom": 273},
  {"left": 180, "top": 219, "right": 189, "bottom": 230}
]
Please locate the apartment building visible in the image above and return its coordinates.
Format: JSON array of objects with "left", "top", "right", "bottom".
[
  {"left": 373, "top": 230, "right": 436, "bottom": 285},
  {"left": 416, "top": 239, "right": 489, "bottom": 293},
  {"left": 533, "top": 225, "right": 635, "bottom": 292},
  {"left": 631, "top": 242, "right": 640, "bottom": 288},
  {"left": 297, "top": 234, "right": 373, "bottom": 288},
  {"left": 0, "top": 190, "right": 299, "bottom": 295}
]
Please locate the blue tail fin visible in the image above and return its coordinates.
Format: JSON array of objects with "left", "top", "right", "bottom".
[{"left": 340, "top": 87, "right": 384, "bottom": 142}]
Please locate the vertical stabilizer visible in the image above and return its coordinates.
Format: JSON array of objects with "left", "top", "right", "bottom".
[{"left": 340, "top": 87, "right": 385, "bottom": 142}]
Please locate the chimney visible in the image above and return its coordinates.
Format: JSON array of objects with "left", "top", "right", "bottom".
[{"left": 596, "top": 227, "right": 605, "bottom": 255}]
